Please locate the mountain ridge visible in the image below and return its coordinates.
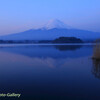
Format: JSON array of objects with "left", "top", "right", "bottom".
[{"left": 0, "top": 19, "right": 100, "bottom": 41}]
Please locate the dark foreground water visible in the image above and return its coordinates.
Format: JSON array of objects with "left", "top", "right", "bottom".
[{"left": 0, "top": 44, "right": 100, "bottom": 100}]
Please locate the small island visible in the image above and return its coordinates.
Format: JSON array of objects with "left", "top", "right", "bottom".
[{"left": 52, "top": 37, "right": 83, "bottom": 43}]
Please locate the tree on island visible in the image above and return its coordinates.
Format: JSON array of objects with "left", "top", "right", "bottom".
[{"left": 52, "top": 37, "right": 83, "bottom": 43}]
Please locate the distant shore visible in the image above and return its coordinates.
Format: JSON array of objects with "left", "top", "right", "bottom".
[{"left": 0, "top": 37, "right": 85, "bottom": 44}]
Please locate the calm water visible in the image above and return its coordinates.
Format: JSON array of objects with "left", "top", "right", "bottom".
[{"left": 0, "top": 44, "right": 100, "bottom": 100}]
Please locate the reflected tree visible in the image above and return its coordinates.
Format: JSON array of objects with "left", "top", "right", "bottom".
[
  {"left": 54, "top": 45, "right": 82, "bottom": 51},
  {"left": 92, "top": 59, "right": 100, "bottom": 79},
  {"left": 92, "top": 43, "right": 100, "bottom": 79}
]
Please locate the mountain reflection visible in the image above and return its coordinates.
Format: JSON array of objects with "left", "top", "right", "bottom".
[
  {"left": 54, "top": 45, "right": 82, "bottom": 51},
  {"left": 0, "top": 45, "right": 92, "bottom": 59},
  {"left": 0, "top": 44, "right": 98, "bottom": 100}
]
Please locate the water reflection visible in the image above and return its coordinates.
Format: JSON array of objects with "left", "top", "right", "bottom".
[
  {"left": 0, "top": 45, "right": 92, "bottom": 59},
  {"left": 92, "top": 59, "right": 100, "bottom": 79},
  {"left": 54, "top": 45, "right": 82, "bottom": 51},
  {"left": 0, "top": 44, "right": 99, "bottom": 100},
  {"left": 92, "top": 44, "right": 100, "bottom": 79}
]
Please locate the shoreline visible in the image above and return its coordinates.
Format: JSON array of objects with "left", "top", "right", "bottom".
[{"left": 0, "top": 43, "right": 96, "bottom": 47}]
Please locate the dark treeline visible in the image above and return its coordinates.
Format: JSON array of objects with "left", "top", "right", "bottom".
[
  {"left": 0, "top": 40, "right": 37, "bottom": 44},
  {"left": 0, "top": 37, "right": 84, "bottom": 44}
]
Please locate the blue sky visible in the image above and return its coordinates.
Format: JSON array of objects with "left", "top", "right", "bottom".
[{"left": 0, "top": 0, "right": 100, "bottom": 35}]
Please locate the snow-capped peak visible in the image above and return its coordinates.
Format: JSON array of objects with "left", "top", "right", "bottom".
[{"left": 41, "top": 19, "right": 71, "bottom": 30}]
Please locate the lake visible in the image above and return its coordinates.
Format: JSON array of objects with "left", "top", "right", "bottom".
[{"left": 0, "top": 44, "right": 100, "bottom": 100}]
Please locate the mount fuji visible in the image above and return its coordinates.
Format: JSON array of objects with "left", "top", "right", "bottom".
[
  {"left": 0, "top": 19, "right": 100, "bottom": 41},
  {"left": 40, "top": 19, "right": 71, "bottom": 29}
]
